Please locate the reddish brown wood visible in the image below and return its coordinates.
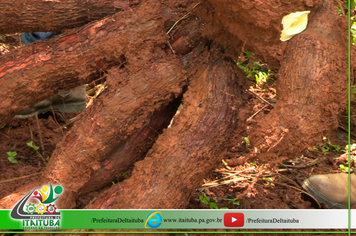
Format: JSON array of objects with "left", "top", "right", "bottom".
[
  {"left": 86, "top": 56, "right": 245, "bottom": 209},
  {"left": 241, "top": 0, "right": 350, "bottom": 165},
  {"left": 199, "top": 0, "right": 324, "bottom": 68},
  {"left": 0, "top": 0, "right": 139, "bottom": 34},
  {"left": 0, "top": 0, "right": 166, "bottom": 127},
  {"left": 43, "top": 52, "right": 186, "bottom": 209},
  {"left": 78, "top": 99, "right": 181, "bottom": 196}
]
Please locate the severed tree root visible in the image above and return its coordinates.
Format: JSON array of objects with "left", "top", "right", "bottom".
[
  {"left": 86, "top": 54, "right": 246, "bottom": 209},
  {"left": 43, "top": 52, "right": 187, "bottom": 209},
  {"left": 0, "top": 1, "right": 206, "bottom": 209},
  {"left": 245, "top": 0, "right": 349, "bottom": 165}
]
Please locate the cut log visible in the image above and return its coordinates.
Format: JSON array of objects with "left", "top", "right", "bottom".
[
  {"left": 0, "top": 0, "right": 139, "bottom": 34},
  {"left": 0, "top": 0, "right": 166, "bottom": 126},
  {"left": 86, "top": 55, "right": 245, "bottom": 209}
]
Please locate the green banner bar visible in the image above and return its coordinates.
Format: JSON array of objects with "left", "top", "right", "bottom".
[{"left": 0, "top": 209, "right": 350, "bottom": 230}]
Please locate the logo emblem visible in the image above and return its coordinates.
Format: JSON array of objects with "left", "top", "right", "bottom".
[
  {"left": 11, "top": 184, "right": 63, "bottom": 230},
  {"left": 224, "top": 213, "right": 244, "bottom": 227},
  {"left": 145, "top": 211, "right": 162, "bottom": 229}
]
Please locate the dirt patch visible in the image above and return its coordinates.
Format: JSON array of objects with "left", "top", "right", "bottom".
[
  {"left": 0, "top": 114, "right": 73, "bottom": 199},
  {"left": 187, "top": 77, "right": 351, "bottom": 211}
]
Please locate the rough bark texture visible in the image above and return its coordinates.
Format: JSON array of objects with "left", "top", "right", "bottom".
[
  {"left": 0, "top": 10, "right": 205, "bottom": 210},
  {"left": 0, "top": 0, "right": 352, "bottom": 216},
  {"left": 199, "top": 0, "right": 323, "bottom": 69},
  {"left": 0, "top": 0, "right": 165, "bottom": 126},
  {"left": 239, "top": 0, "right": 350, "bottom": 165},
  {"left": 86, "top": 56, "right": 245, "bottom": 209},
  {"left": 78, "top": 99, "right": 181, "bottom": 196},
  {"left": 0, "top": 0, "right": 139, "bottom": 34},
  {"left": 44, "top": 51, "right": 186, "bottom": 209},
  {"left": 193, "top": 0, "right": 351, "bottom": 166},
  {"left": 0, "top": 181, "right": 39, "bottom": 209}
]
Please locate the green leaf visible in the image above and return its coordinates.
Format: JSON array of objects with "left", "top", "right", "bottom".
[
  {"left": 244, "top": 137, "right": 250, "bottom": 145},
  {"left": 199, "top": 195, "right": 209, "bottom": 205},
  {"left": 220, "top": 207, "right": 229, "bottom": 209},
  {"left": 6, "top": 151, "right": 17, "bottom": 157},
  {"left": 7, "top": 152, "right": 18, "bottom": 164},
  {"left": 1, "top": 34, "right": 6, "bottom": 40},
  {"left": 228, "top": 198, "right": 240, "bottom": 205},
  {"left": 27, "top": 141, "right": 39, "bottom": 151},
  {"left": 321, "top": 145, "right": 329, "bottom": 154},
  {"left": 339, "top": 164, "right": 349, "bottom": 172},
  {"left": 209, "top": 202, "right": 218, "bottom": 209},
  {"left": 245, "top": 51, "right": 253, "bottom": 57},
  {"left": 262, "top": 177, "right": 274, "bottom": 182}
]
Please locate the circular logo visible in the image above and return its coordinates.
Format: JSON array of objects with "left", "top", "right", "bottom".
[
  {"left": 145, "top": 211, "right": 162, "bottom": 229},
  {"left": 36, "top": 204, "right": 46, "bottom": 214},
  {"left": 46, "top": 204, "right": 57, "bottom": 214},
  {"left": 25, "top": 203, "right": 36, "bottom": 214}
]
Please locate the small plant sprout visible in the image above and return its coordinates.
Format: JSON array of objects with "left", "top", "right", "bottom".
[
  {"left": 320, "top": 137, "right": 344, "bottom": 155},
  {"left": 236, "top": 51, "right": 274, "bottom": 86},
  {"left": 198, "top": 193, "right": 228, "bottom": 209},
  {"left": 27, "top": 141, "right": 39, "bottom": 151},
  {"left": 243, "top": 137, "right": 251, "bottom": 146},
  {"left": 339, "top": 164, "right": 349, "bottom": 173},
  {"left": 7, "top": 151, "right": 18, "bottom": 164},
  {"left": 223, "top": 197, "right": 240, "bottom": 206},
  {"left": 262, "top": 177, "right": 275, "bottom": 187},
  {"left": 27, "top": 141, "right": 46, "bottom": 163}
]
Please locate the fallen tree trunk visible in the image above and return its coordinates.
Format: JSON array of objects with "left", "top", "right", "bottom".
[
  {"left": 0, "top": 0, "right": 139, "bottom": 34},
  {"left": 0, "top": 0, "right": 166, "bottom": 126},
  {"left": 86, "top": 55, "right": 246, "bottom": 209}
]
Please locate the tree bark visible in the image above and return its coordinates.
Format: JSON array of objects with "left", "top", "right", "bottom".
[
  {"left": 44, "top": 51, "right": 186, "bottom": 209},
  {"left": 86, "top": 55, "right": 246, "bottom": 209},
  {"left": 0, "top": 0, "right": 166, "bottom": 127},
  {"left": 78, "top": 99, "right": 181, "bottom": 196},
  {"left": 0, "top": 10, "right": 205, "bottom": 210},
  {"left": 236, "top": 0, "right": 350, "bottom": 165},
  {"left": 0, "top": 0, "right": 351, "bottom": 213},
  {"left": 199, "top": 0, "right": 324, "bottom": 68},
  {"left": 0, "top": 0, "right": 139, "bottom": 34}
]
